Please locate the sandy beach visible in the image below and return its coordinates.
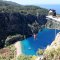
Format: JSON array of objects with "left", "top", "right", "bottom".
[{"left": 14, "top": 41, "right": 22, "bottom": 57}]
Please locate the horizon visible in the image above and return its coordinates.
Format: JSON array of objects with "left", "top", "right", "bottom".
[
  {"left": 6, "top": 0, "right": 60, "bottom": 5},
  {"left": 1, "top": 0, "right": 60, "bottom": 14}
]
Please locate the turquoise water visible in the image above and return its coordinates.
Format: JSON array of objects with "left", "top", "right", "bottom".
[{"left": 21, "top": 29, "right": 60, "bottom": 55}]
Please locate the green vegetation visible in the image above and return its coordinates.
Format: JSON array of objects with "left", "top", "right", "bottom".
[
  {"left": 43, "top": 34, "right": 60, "bottom": 60},
  {"left": 36, "top": 49, "right": 44, "bottom": 55},
  {"left": 17, "top": 55, "right": 37, "bottom": 60},
  {"left": 0, "top": 1, "right": 48, "bottom": 15},
  {"left": 0, "top": 45, "right": 37, "bottom": 60},
  {"left": 43, "top": 46, "right": 60, "bottom": 60}
]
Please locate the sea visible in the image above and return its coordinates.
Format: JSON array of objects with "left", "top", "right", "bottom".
[{"left": 20, "top": 29, "right": 60, "bottom": 55}]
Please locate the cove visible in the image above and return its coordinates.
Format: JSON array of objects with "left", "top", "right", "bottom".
[{"left": 20, "top": 29, "right": 60, "bottom": 55}]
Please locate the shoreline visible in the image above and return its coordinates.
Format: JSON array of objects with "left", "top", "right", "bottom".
[
  {"left": 14, "top": 41, "right": 22, "bottom": 57},
  {"left": 46, "top": 27, "right": 60, "bottom": 30}
]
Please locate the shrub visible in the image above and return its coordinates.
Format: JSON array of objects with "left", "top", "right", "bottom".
[
  {"left": 36, "top": 49, "right": 44, "bottom": 55},
  {"left": 17, "top": 55, "right": 37, "bottom": 60},
  {"left": 17, "top": 55, "right": 32, "bottom": 60},
  {"left": 43, "top": 45, "right": 60, "bottom": 60}
]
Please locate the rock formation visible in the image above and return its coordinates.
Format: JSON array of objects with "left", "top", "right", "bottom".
[{"left": 0, "top": 12, "right": 47, "bottom": 48}]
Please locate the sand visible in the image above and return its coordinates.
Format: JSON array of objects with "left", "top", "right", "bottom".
[{"left": 14, "top": 41, "right": 22, "bottom": 57}]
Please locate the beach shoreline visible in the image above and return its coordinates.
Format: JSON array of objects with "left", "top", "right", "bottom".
[{"left": 14, "top": 41, "right": 22, "bottom": 57}]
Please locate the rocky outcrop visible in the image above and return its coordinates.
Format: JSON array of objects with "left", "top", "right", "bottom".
[
  {"left": 5, "top": 34, "right": 23, "bottom": 46},
  {"left": 46, "top": 17, "right": 60, "bottom": 30}
]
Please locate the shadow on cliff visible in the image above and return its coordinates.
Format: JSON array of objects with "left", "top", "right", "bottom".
[{"left": 0, "top": 12, "right": 47, "bottom": 48}]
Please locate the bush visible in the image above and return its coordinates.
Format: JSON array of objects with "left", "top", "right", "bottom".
[
  {"left": 17, "top": 55, "right": 37, "bottom": 60},
  {"left": 17, "top": 55, "right": 32, "bottom": 60},
  {"left": 36, "top": 49, "right": 44, "bottom": 55},
  {"left": 43, "top": 45, "right": 60, "bottom": 60}
]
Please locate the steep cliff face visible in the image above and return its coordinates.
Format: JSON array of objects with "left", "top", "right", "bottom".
[
  {"left": 0, "top": 12, "right": 47, "bottom": 48},
  {"left": 46, "top": 16, "right": 60, "bottom": 29},
  {"left": 0, "top": 1, "right": 48, "bottom": 48},
  {"left": 43, "top": 32, "right": 60, "bottom": 60}
]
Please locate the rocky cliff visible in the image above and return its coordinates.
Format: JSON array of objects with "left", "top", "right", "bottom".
[
  {"left": 0, "top": 1, "right": 48, "bottom": 48},
  {"left": 0, "top": 12, "right": 47, "bottom": 48},
  {"left": 46, "top": 16, "right": 60, "bottom": 30}
]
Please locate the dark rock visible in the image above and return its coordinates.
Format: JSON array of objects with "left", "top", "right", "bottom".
[{"left": 0, "top": 12, "right": 47, "bottom": 48}]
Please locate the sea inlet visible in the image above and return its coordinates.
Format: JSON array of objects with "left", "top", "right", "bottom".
[{"left": 20, "top": 29, "right": 60, "bottom": 55}]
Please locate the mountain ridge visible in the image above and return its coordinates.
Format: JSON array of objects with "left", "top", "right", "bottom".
[{"left": 0, "top": 1, "right": 48, "bottom": 15}]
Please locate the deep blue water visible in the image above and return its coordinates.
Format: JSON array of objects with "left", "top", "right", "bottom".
[{"left": 21, "top": 29, "right": 60, "bottom": 55}]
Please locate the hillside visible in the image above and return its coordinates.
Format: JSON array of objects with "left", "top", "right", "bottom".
[
  {"left": 0, "top": 1, "right": 48, "bottom": 15},
  {"left": 0, "top": 1, "right": 21, "bottom": 6},
  {"left": 0, "top": 1, "right": 48, "bottom": 48}
]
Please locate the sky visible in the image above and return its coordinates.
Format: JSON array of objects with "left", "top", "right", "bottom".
[{"left": 6, "top": 0, "right": 60, "bottom": 5}]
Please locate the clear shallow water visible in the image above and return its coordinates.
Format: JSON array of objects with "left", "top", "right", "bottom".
[{"left": 21, "top": 29, "right": 60, "bottom": 55}]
